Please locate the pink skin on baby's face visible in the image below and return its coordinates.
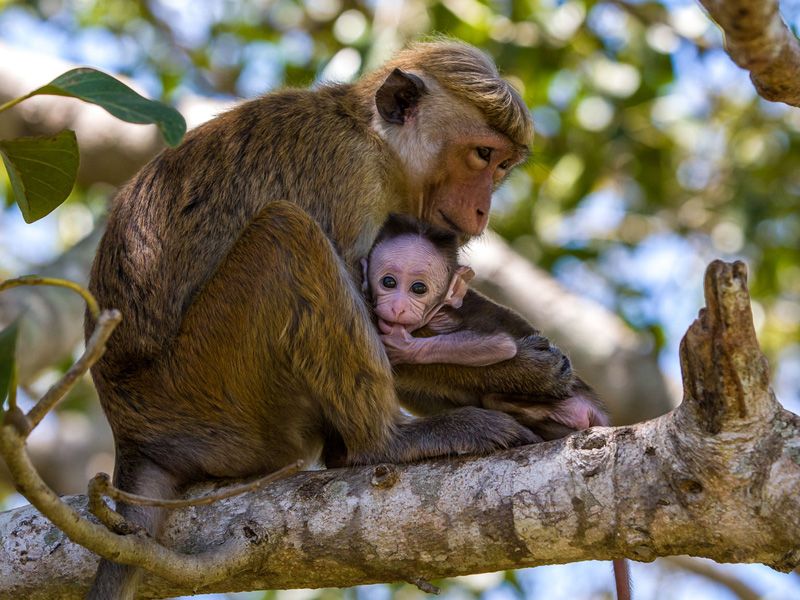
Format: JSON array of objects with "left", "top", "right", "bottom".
[{"left": 366, "top": 234, "right": 450, "bottom": 331}]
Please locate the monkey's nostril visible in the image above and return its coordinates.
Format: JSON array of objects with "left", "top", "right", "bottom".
[{"left": 476, "top": 209, "right": 485, "bottom": 217}]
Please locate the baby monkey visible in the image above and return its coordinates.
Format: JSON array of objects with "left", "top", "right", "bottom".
[
  {"left": 362, "top": 214, "right": 519, "bottom": 368},
  {"left": 362, "top": 213, "right": 609, "bottom": 440}
]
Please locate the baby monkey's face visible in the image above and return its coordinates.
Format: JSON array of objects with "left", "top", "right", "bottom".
[{"left": 366, "top": 234, "right": 451, "bottom": 330}]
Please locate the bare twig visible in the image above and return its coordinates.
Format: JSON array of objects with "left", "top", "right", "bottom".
[
  {"left": 26, "top": 309, "right": 120, "bottom": 431},
  {"left": 698, "top": 0, "right": 800, "bottom": 106},
  {"left": 0, "top": 276, "right": 100, "bottom": 319},
  {"left": 88, "top": 475, "right": 143, "bottom": 535},
  {"left": 0, "top": 277, "right": 112, "bottom": 434},
  {"left": 91, "top": 460, "right": 304, "bottom": 509},
  {"left": 0, "top": 276, "right": 293, "bottom": 589},
  {"left": 0, "top": 418, "right": 255, "bottom": 586}
]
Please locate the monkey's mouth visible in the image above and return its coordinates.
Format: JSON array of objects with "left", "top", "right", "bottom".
[
  {"left": 438, "top": 210, "right": 462, "bottom": 234},
  {"left": 377, "top": 318, "right": 414, "bottom": 332}
]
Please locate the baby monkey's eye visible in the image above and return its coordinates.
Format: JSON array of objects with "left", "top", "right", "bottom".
[
  {"left": 382, "top": 276, "right": 397, "bottom": 289},
  {"left": 476, "top": 146, "right": 492, "bottom": 162},
  {"left": 410, "top": 281, "right": 428, "bottom": 295}
]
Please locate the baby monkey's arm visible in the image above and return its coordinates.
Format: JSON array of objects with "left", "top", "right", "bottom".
[{"left": 379, "top": 321, "right": 517, "bottom": 367}]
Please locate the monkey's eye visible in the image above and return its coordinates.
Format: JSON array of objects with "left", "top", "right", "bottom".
[
  {"left": 476, "top": 146, "right": 492, "bottom": 162},
  {"left": 498, "top": 159, "right": 511, "bottom": 170},
  {"left": 410, "top": 281, "right": 428, "bottom": 295},
  {"left": 381, "top": 276, "right": 397, "bottom": 289}
]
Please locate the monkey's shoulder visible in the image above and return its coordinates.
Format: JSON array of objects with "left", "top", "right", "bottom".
[{"left": 203, "top": 84, "right": 373, "bottom": 146}]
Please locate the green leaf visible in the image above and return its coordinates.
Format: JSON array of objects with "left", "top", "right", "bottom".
[
  {"left": 31, "top": 68, "right": 185, "bottom": 147},
  {"left": 0, "top": 131, "right": 79, "bottom": 223},
  {"left": 0, "top": 320, "right": 19, "bottom": 408}
]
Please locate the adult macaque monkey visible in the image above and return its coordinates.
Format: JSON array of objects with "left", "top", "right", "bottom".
[{"left": 87, "top": 40, "right": 598, "bottom": 598}]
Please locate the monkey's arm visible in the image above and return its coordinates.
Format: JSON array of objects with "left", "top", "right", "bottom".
[
  {"left": 396, "top": 290, "right": 610, "bottom": 439},
  {"left": 380, "top": 324, "right": 517, "bottom": 367},
  {"left": 398, "top": 289, "right": 575, "bottom": 396}
]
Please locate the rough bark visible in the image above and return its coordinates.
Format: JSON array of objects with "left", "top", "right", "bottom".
[
  {"left": 1, "top": 260, "right": 797, "bottom": 600},
  {"left": 698, "top": 0, "right": 800, "bottom": 106}
]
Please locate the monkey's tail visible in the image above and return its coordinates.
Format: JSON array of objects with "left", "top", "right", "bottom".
[
  {"left": 613, "top": 558, "right": 632, "bottom": 600},
  {"left": 88, "top": 451, "right": 179, "bottom": 600}
]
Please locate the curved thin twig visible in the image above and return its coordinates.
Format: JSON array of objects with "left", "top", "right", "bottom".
[
  {"left": 0, "top": 275, "right": 100, "bottom": 319},
  {"left": 26, "top": 309, "right": 120, "bottom": 431},
  {"left": 90, "top": 460, "right": 304, "bottom": 509},
  {"left": 0, "top": 275, "right": 300, "bottom": 588}
]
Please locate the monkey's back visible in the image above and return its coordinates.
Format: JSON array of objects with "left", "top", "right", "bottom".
[{"left": 87, "top": 84, "right": 405, "bottom": 462}]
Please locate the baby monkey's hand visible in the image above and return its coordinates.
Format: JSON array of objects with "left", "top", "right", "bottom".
[{"left": 378, "top": 320, "right": 426, "bottom": 365}]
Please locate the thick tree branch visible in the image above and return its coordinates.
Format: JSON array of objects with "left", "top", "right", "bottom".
[
  {"left": 698, "top": 0, "right": 800, "bottom": 106},
  {"left": 1, "top": 260, "right": 797, "bottom": 600}
]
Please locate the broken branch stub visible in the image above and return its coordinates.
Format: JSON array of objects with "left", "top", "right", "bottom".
[
  {"left": 699, "top": 0, "right": 800, "bottom": 107},
  {"left": 678, "top": 260, "right": 777, "bottom": 434}
]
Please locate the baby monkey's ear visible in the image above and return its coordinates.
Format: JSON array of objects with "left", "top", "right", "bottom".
[
  {"left": 360, "top": 258, "right": 370, "bottom": 296},
  {"left": 444, "top": 266, "right": 475, "bottom": 309}
]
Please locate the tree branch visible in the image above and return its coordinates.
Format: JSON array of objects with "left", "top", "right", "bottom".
[
  {"left": 1, "top": 260, "right": 797, "bottom": 599},
  {"left": 698, "top": 0, "right": 800, "bottom": 106}
]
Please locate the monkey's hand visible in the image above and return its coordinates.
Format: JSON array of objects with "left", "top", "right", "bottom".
[{"left": 379, "top": 321, "right": 427, "bottom": 365}]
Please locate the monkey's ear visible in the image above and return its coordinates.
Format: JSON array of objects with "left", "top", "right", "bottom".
[
  {"left": 360, "top": 258, "right": 370, "bottom": 295},
  {"left": 444, "top": 266, "right": 475, "bottom": 309},
  {"left": 375, "top": 68, "right": 427, "bottom": 125}
]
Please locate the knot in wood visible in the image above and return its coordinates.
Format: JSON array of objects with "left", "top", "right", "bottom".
[
  {"left": 240, "top": 520, "right": 269, "bottom": 546},
  {"left": 371, "top": 464, "right": 399, "bottom": 488},
  {"left": 568, "top": 430, "right": 611, "bottom": 477},
  {"left": 676, "top": 478, "right": 704, "bottom": 496},
  {"left": 631, "top": 544, "right": 656, "bottom": 562}
]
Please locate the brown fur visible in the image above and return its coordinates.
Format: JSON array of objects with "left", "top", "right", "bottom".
[{"left": 86, "top": 41, "right": 579, "bottom": 599}]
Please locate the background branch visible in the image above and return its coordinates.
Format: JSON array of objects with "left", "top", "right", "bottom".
[
  {"left": 698, "top": 0, "right": 800, "bottom": 106},
  {"left": 661, "top": 557, "right": 761, "bottom": 600}
]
